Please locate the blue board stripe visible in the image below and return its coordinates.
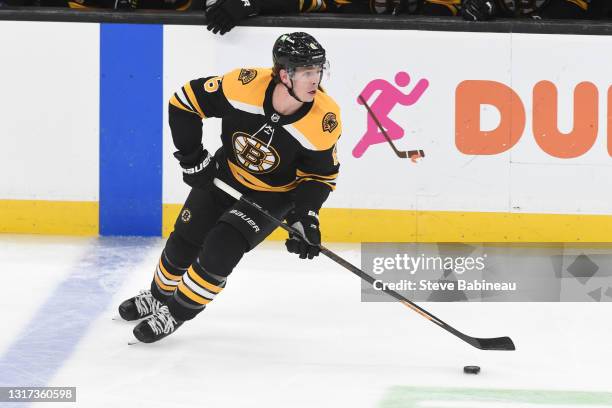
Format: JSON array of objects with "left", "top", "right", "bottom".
[{"left": 100, "top": 23, "right": 163, "bottom": 236}]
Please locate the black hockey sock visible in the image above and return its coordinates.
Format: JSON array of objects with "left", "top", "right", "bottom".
[
  {"left": 150, "top": 232, "right": 201, "bottom": 302},
  {"left": 150, "top": 250, "right": 187, "bottom": 302},
  {"left": 166, "top": 222, "right": 247, "bottom": 321},
  {"left": 167, "top": 258, "right": 227, "bottom": 321}
]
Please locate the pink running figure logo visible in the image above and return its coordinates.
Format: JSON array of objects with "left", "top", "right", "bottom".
[{"left": 353, "top": 72, "right": 429, "bottom": 158}]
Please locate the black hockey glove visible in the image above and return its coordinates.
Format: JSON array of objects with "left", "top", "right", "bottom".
[
  {"left": 173, "top": 144, "right": 216, "bottom": 190},
  {"left": 285, "top": 209, "right": 321, "bottom": 260},
  {"left": 461, "top": 0, "right": 496, "bottom": 20},
  {"left": 205, "top": 0, "right": 260, "bottom": 35}
]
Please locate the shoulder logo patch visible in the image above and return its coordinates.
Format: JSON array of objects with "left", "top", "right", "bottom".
[
  {"left": 322, "top": 112, "right": 338, "bottom": 133},
  {"left": 238, "top": 69, "right": 257, "bottom": 85}
]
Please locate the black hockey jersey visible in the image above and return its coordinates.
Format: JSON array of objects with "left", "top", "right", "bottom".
[{"left": 168, "top": 67, "right": 341, "bottom": 211}]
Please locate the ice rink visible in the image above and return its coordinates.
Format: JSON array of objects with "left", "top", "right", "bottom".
[{"left": 1, "top": 235, "right": 611, "bottom": 408}]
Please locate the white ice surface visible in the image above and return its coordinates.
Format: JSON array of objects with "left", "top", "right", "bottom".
[{"left": 0, "top": 236, "right": 610, "bottom": 408}]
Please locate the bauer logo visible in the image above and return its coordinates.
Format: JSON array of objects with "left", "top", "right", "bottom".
[{"left": 229, "top": 209, "right": 260, "bottom": 233}]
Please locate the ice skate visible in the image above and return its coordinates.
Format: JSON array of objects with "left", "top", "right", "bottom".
[
  {"left": 118, "top": 290, "right": 162, "bottom": 321},
  {"left": 131, "top": 305, "right": 183, "bottom": 344}
]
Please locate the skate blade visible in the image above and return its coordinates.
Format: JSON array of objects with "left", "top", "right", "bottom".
[{"left": 127, "top": 338, "right": 141, "bottom": 345}]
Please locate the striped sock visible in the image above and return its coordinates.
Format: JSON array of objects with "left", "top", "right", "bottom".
[
  {"left": 171, "top": 257, "right": 226, "bottom": 317},
  {"left": 151, "top": 250, "right": 186, "bottom": 300}
]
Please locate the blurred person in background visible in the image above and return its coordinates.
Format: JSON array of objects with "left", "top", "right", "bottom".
[
  {"left": 205, "top": 0, "right": 420, "bottom": 35},
  {"left": 459, "top": 0, "right": 592, "bottom": 20},
  {"left": 1, "top": 0, "right": 194, "bottom": 9}
]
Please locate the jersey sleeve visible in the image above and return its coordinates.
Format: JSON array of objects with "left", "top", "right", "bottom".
[
  {"left": 293, "top": 140, "right": 341, "bottom": 213},
  {"left": 168, "top": 75, "right": 233, "bottom": 155}
]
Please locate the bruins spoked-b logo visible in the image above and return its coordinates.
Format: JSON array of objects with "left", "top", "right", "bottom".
[
  {"left": 322, "top": 112, "right": 338, "bottom": 133},
  {"left": 180, "top": 208, "right": 192, "bottom": 223},
  {"left": 233, "top": 132, "right": 280, "bottom": 174},
  {"left": 238, "top": 69, "right": 257, "bottom": 85}
]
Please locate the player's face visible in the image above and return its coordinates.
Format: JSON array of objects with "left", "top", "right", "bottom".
[{"left": 289, "top": 65, "right": 323, "bottom": 102}]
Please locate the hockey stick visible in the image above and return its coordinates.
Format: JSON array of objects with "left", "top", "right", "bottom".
[
  {"left": 213, "top": 178, "right": 515, "bottom": 351},
  {"left": 358, "top": 95, "right": 425, "bottom": 162}
]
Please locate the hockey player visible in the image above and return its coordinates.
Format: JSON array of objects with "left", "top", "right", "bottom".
[{"left": 118, "top": 32, "right": 342, "bottom": 344}]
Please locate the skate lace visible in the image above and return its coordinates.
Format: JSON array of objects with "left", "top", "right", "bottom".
[
  {"left": 134, "top": 290, "right": 159, "bottom": 316},
  {"left": 147, "top": 306, "right": 177, "bottom": 335}
]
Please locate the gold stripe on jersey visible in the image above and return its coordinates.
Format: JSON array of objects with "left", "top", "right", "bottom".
[
  {"left": 228, "top": 161, "right": 298, "bottom": 192},
  {"left": 159, "top": 259, "right": 182, "bottom": 280},
  {"left": 287, "top": 92, "right": 341, "bottom": 151},
  {"left": 187, "top": 266, "right": 223, "bottom": 294},
  {"left": 296, "top": 170, "right": 338, "bottom": 191},
  {"left": 177, "top": 282, "right": 212, "bottom": 305},
  {"left": 222, "top": 68, "right": 269, "bottom": 113},
  {"left": 170, "top": 94, "right": 196, "bottom": 114},
  {"left": 183, "top": 82, "right": 205, "bottom": 118},
  {"left": 298, "top": 177, "right": 336, "bottom": 191},
  {"left": 296, "top": 170, "right": 338, "bottom": 180}
]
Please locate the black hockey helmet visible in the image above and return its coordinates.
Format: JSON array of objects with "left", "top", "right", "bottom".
[{"left": 272, "top": 32, "right": 327, "bottom": 80}]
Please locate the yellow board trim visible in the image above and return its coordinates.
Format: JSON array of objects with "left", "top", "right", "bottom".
[
  {"left": 0, "top": 200, "right": 98, "bottom": 236},
  {"left": 5, "top": 199, "right": 609, "bottom": 242},
  {"left": 163, "top": 205, "right": 612, "bottom": 243}
]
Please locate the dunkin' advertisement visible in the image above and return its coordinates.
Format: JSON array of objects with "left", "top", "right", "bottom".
[{"left": 163, "top": 28, "right": 612, "bottom": 220}]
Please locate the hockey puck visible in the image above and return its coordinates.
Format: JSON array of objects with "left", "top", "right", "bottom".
[{"left": 463, "top": 365, "right": 480, "bottom": 374}]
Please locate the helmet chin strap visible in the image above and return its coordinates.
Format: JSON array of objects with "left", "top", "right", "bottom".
[{"left": 282, "top": 77, "right": 307, "bottom": 104}]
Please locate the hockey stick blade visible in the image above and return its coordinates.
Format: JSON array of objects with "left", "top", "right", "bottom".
[
  {"left": 213, "top": 178, "right": 516, "bottom": 351},
  {"left": 467, "top": 336, "right": 515, "bottom": 351}
]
